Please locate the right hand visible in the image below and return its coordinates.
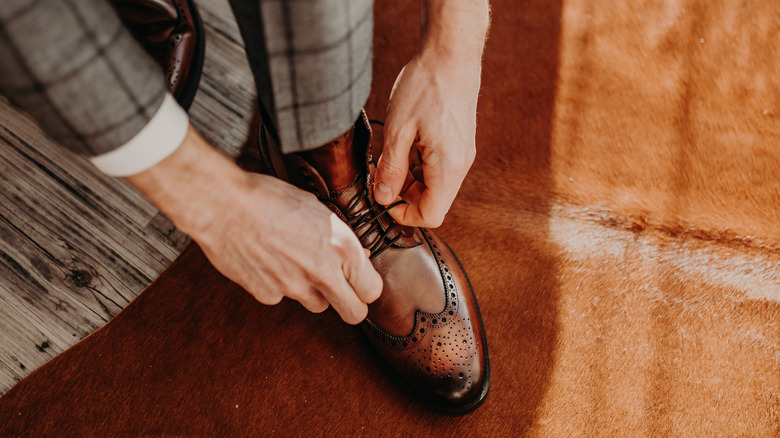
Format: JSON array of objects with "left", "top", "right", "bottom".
[
  {"left": 194, "top": 174, "right": 383, "bottom": 324},
  {"left": 126, "top": 127, "right": 383, "bottom": 324}
]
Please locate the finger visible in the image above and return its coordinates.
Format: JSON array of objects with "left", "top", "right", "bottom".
[
  {"left": 399, "top": 170, "right": 416, "bottom": 196},
  {"left": 312, "top": 255, "right": 370, "bottom": 324},
  {"left": 343, "top": 244, "right": 383, "bottom": 305},
  {"left": 374, "top": 123, "right": 416, "bottom": 205},
  {"left": 399, "top": 177, "right": 425, "bottom": 205},
  {"left": 221, "top": 263, "right": 283, "bottom": 306},
  {"left": 322, "top": 276, "right": 369, "bottom": 325},
  {"left": 399, "top": 144, "right": 472, "bottom": 227},
  {"left": 312, "top": 218, "right": 372, "bottom": 324},
  {"left": 297, "top": 287, "right": 330, "bottom": 314},
  {"left": 388, "top": 179, "right": 426, "bottom": 226},
  {"left": 390, "top": 179, "right": 457, "bottom": 228},
  {"left": 251, "top": 290, "right": 284, "bottom": 306}
]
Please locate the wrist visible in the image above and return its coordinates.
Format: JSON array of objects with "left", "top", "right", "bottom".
[
  {"left": 125, "top": 126, "right": 248, "bottom": 238},
  {"left": 418, "top": 0, "right": 490, "bottom": 64}
]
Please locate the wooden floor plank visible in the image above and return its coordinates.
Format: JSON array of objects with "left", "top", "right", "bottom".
[{"left": 0, "top": 0, "right": 254, "bottom": 395}]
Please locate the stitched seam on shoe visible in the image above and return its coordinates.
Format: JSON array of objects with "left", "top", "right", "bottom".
[
  {"left": 328, "top": 172, "right": 362, "bottom": 198},
  {"left": 362, "top": 230, "right": 459, "bottom": 350}
]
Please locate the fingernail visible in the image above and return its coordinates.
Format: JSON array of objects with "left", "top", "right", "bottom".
[{"left": 375, "top": 182, "right": 391, "bottom": 202}]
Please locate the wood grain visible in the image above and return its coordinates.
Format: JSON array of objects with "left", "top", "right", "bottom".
[{"left": 0, "top": 0, "right": 254, "bottom": 396}]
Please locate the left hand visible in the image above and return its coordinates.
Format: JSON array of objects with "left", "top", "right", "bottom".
[{"left": 373, "top": 53, "right": 482, "bottom": 228}]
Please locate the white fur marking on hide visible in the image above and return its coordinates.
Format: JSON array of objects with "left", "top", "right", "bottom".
[{"left": 548, "top": 203, "right": 780, "bottom": 302}]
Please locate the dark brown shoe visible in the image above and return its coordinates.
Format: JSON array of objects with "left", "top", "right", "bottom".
[
  {"left": 257, "top": 112, "right": 490, "bottom": 415},
  {"left": 110, "top": 0, "right": 205, "bottom": 110}
]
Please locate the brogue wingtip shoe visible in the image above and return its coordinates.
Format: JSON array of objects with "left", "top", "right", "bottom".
[
  {"left": 256, "top": 112, "right": 491, "bottom": 415},
  {"left": 360, "top": 228, "right": 491, "bottom": 415},
  {"left": 111, "top": 0, "right": 205, "bottom": 110}
]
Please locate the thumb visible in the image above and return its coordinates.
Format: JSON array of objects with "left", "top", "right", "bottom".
[{"left": 374, "top": 124, "right": 415, "bottom": 205}]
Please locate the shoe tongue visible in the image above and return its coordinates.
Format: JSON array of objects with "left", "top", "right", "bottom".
[
  {"left": 297, "top": 128, "right": 361, "bottom": 193},
  {"left": 286, "top": 119, "right": 421, "bottom": 250}
]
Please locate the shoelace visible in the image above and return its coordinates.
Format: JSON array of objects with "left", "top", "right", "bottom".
[{"left": 343, "top": 188, "right": 405, "bottom": 259}]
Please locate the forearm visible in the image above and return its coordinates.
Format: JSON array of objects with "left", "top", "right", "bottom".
[{"left": 419, "top": 0, "right": 490, "bottom": 63}]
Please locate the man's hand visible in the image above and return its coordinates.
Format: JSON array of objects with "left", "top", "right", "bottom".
[
  {"left": 127, "top": 127, "right": 383, "bottom": 324},
  {"left": 373, "top": 0, "right": 490, "bottom": 228}
]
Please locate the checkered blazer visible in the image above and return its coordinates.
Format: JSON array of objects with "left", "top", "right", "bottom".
[
  {"left": 0, "top": 0, "right": 166, "bottom": 157},
  {"left": 0, "top": 0, "right": 373, "bottom": 157}
]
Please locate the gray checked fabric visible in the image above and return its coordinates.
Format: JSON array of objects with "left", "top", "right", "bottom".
[
  {"left": 0, "top": 0, "right": 166, "bottom": 156},
  {"left": 0, "top": 0, "right": 373, "bottom": 157},
  {"left": 230, "top": 0, "right": 374, "bottom": 153}
]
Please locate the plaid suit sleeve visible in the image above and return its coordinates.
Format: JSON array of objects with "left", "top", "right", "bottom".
[
  {"left": 229, "top": 0, "right": 374, "bottom": 153},
  {"left": 0, "top": 0, "right": 172, "bottom": 159}
]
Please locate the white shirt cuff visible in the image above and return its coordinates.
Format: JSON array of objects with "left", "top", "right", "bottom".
[{"left": 89, "top": 93, "right": 189, "bottom": 176}]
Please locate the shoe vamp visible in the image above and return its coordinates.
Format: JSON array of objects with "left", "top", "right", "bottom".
[
  {"left": 362, "top": 229, "right": 488, "bottom": 406},
  {"left": 367, "top": 238, "right": 447, "bottom": 337}
]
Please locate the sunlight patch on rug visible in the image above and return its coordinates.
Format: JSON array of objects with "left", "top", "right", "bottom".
[{"left": 548, "top": 202, "right": 780, "bottom": 303}]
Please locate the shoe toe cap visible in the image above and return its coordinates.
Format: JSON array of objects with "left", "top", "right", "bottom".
[
  {"left": 363, "top": 306, "right": 489, "bottom": 412},
  {"left": 415, "top": 318, "right": 488, "bottom": 408}
]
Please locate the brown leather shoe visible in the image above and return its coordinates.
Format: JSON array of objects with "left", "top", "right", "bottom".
[
  {"left": 110, "top": 0, "right": 205, "bottom": 110},
  {"left": 257, "top": 113, "right": 490, "bottom": 415}
]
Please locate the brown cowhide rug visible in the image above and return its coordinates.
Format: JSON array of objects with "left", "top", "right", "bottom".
[{"left": 3, "top": 0, "right": 780, "bottom": 435}]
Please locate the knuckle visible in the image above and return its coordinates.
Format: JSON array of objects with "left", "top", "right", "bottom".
[
  {"left": 283, "top": 279, "right": 311, "bottom": 300},
  {"left": 346, "top": 305, "right": 368, "bottom": 325},
  {"left": 330, "top": 227, "right": 351, "bottom": 248},
  {"left": 447, "top": 150, "right": 475, "bottom": 174},
  {"left": 377, "top": 159, "right": 406, "bottom": 181},
  {"left": 301, "top": 293, "right": 328, "bottom": 313},
  {"left": 284, "top": 285, "right": 303, "bottom": 301},
  {"left": 340, "top": 255, "right": 356, "bottom": 277},
  {"left": 366, "top": 278, "right": 383, "bottom": 302},
  {"left": 306, "top": 267, "right": 333, "bottom": 288},
  {"left": 423, "top": 212, "right": 445, "bottom": 228},
  {"left": 333, "top": 232, "right": 363, "bottom": 262},
  {"left": 340, "top": 242, "right": 362, "bottom": 265},
  {"left": 428, "top": 218, "right": 444, "bottom": 228},
  {"left": 256, "top": 292, "right": 283, "bottom": 306},
  {"left": 385, "top": 124, "right": 415, "bottom": 145},
  {"left": 347, "top": 251, "right": 374, "bottom": 284},
  {"left": 310, "top": 301, "right": 329, "bottom": 313}
]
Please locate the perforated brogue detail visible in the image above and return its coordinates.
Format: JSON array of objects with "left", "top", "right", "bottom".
[
  {"left": 166, "top": 56, "right": 181, "bottom": 89},
  {"left": 362, "top": 229, "right": 482, "bottom": 398}
]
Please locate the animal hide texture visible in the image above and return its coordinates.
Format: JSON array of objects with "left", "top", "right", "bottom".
[{"left": 3, "top": 0, "right": 780, "bottom": 436}]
